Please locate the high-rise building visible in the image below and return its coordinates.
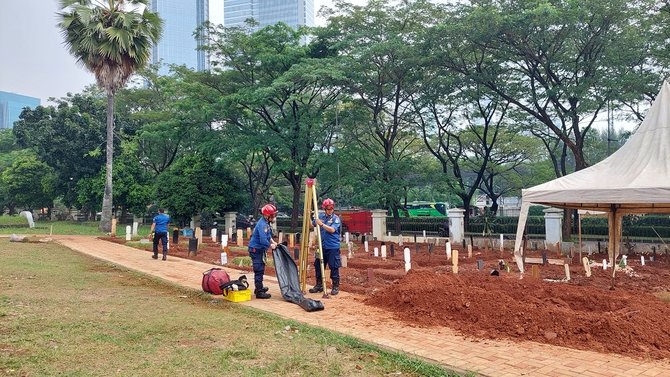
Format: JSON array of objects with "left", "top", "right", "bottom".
[
  {"left": 0, "top": 91, "right": 40, "bottom": 129},
  {"left": 224, "top": 0, "right": 314, "bottom": 30},
  {"left": 150, "top": 0, "right": 209, "bottom": 75}
]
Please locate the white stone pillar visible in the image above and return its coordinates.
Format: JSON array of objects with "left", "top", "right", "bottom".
[
  {"left": 371, "top": 210, "right": 387, "bottom": 241},
  {"left": 224, "top": 212, "right": 237, "bottom": 236},
  {"left": 544, "top": 207, "right": 563, "bottom": 245},
  {"left": 448, "top": 208, "right": 465, "bottom": 244}
]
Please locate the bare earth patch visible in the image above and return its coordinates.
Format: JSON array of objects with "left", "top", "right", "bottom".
[{"left": 102, "top": 236, "right": 670, "bottom": 360}]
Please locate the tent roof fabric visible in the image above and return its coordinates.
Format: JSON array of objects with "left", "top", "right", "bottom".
[{"left": 522, "top": 81, "right": 670, "bottom": 212}]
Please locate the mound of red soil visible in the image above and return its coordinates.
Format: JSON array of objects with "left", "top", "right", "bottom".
[{"left": 103, "top": 236, "right": 670, "bottom": 359}]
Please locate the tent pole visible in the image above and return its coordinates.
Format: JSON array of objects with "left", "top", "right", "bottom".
[
  {"left": 578, "top": 213, "right": 582, "bottom": 262},
  {"left": 513, "top": 201, "right": 531, "bottom": 274},
  {"left": 608, "top": 206, "right": 620, "bottom": 289}
]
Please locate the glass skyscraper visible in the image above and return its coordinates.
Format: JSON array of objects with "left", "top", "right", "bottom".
[
  {"left": 0, "top": 91, "right": 40, "bottom": 129},
  {"left": 150, "top": 0, "right": 209, "bottom": 75},
  {"left": 224, "top": 0, "right": 314, "bottom": 30}
]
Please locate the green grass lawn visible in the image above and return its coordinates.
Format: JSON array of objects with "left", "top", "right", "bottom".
[
  {"left": 0, "top": 240, "right": 464, "bottom": 376},
  {"left": 0, "top": 215, "right": 151, "bottom": 237}
]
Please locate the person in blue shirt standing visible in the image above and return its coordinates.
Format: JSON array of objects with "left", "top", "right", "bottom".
[
  {"left": 248, "top": 204, "right": 278, "bottom": 299},
  {"left": 150, "top": 208, "right": 171, "bottom": 260},
  {"left": 309, "top": 198, "right": 342, "bottom": 295}
]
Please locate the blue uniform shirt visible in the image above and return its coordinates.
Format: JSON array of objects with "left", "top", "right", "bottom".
[
  {"left": 249, "top": 217, "right": 273, "bottom": 250},
  {"left": 316, "top": 213, "right": 341, "bottom": 249},
  {"left": 153, "top": 213, "right": 170, "bottom": 233}
]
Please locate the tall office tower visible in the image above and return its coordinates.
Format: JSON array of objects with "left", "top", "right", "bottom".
[
  {"left": 0, "top": 91, "right": 40, "bottom": 129},
  {"left": 224, "top": 0, "right": 314, "bottom": 30},
  {"left": 150, "top": 0, "right": 209, "bottom": 75}
]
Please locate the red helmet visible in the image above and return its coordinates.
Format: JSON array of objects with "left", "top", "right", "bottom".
[
  {"left": 261, "top": 204, "right": 277, "bottom": 216},
  {"left": 322, "top": 198, "right": 335, "bottom": 209}
]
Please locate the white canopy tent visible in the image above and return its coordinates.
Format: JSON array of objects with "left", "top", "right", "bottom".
[{"left": 513, "top": 81, "right": 670, "bottom": 279}]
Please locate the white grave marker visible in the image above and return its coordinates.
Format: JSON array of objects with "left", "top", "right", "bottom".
[
  {"left": 403, "top": 247, "right": 411, "bottom": 272},
  {"left": 582, "top": 257, "right": 591, "bottom": 277}
]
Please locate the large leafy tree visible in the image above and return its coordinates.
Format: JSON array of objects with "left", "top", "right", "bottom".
[
  {"left": 0, "top": 130, "right": 31, "bottom": 214},
  {"left": 13, "top": 93, "right": 107, "bottom": 208},
  {"left": 58, "top": 0, "right": 162, "bottom": 232},
  {"left": 315, "top": 0, "right": 437, "bottom": 231},
  {"left": 155, "top": 154, "right": 244, "bottom": 226},
  {"left": 199, "top": 22, "right": 341, "bottom": 229},
  {"left": 428, "top": 0, "right": 666, "bottom": 237},
  {"left": 1, "top": 155, "right": 56, "bottom": 212},
  {"left": 416, "top": 82, "right": 511, "bottom": 225},
  {"left": 116, "top": 66, "right": 206, "bottom": 176},
  {"left": 430, "top": 0, "right": 664, "bottom": 172},
  {"left": 477, "top": 129, "right": 541, "bottom": 215}
]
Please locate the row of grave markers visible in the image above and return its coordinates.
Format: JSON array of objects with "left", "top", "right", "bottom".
[
  {"left": 352, "top": 237, "right": 477, "bottom": 275},
  {"left": 528, "top": 252, "right": 648, "bottom": 281}
]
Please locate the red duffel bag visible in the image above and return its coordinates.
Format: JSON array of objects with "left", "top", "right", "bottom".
[{"left": 202, "top": 268, "right": 231, "bottom": 295}]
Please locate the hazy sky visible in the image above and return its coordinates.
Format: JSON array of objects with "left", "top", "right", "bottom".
[
  {"left": 0, "top": 1, "right": 640, "bottom": 132},
  {"left": 0, "top": 0, "right": 329, "bottom": 104},
  {"left": 0, "top": 0, "right": 96, "bottom": 104}
]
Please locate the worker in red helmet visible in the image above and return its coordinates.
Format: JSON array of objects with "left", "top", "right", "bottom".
[
  {"left": 248, "top": 203, "right": 278, "bottom": 299},
  {"left": 309, "top": 198, "right": 342, "bottom": 295}
]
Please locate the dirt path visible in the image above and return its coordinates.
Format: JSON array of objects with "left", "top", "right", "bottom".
[{"left": 53, "top": 235, "right": 670, "bottom": 377}]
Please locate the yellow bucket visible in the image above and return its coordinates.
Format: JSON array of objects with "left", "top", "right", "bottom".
[{"left": 223, "top": 289, "right": 251, "bottom": 302}]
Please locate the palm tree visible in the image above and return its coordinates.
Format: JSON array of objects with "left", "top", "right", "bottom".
[{"left": 58, "top": 0, "right": 162, "bottom": 232}]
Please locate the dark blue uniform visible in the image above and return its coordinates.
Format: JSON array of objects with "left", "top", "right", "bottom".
[
  {"left": 248, "top": 217, "right": 273, "bottom": 291},
  {"left": 314, "top": 212, "right": 341, "bottom": 282},
  {"left": 152, "top": 212, "right": 170, "bottom": 258}
]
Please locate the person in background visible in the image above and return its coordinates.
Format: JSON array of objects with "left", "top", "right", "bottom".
[
  {"left": 248, "top": 204, "right": 278, "bottom": 299},
  {"left": 309, "top": 198, "right": 342, "bottom": 295},
  {"left": 150, "top": 208, "right": 170, "bottom": 260}
]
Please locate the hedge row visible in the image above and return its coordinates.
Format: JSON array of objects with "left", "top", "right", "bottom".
[{"left": 278, "top": 214, "right": 670, "bottom": 238}]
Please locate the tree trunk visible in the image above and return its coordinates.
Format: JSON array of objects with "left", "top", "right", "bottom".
[
  {"left": 99, "top": 92, "right": 115, "bottom": 232},
  {"left": 562, "top": 208, "right": 572, "bottom": 240},
  {"left": 392, "top": 205, "right": 401, "bottom": 234},
  {"left": 490, "top": 200, "right": 499, "bottom": 216}
]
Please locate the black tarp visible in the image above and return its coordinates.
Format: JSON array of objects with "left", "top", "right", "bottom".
[{"left": 272, "top": 244, "right": 324, "bottom": 312}]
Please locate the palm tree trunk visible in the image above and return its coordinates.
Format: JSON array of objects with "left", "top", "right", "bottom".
[{"left": 99, "top": 92, "right": 115, "bottom": 232}]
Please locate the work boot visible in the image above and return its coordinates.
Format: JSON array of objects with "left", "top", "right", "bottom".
[
  {"left": 162, "top": 254, "right": 167, "bottom": 261},
  {"left": 152, "top": 254, "right": 158, "bottom": 259},
  {"left": 258, "top": 286, "right": 269, "bottom": 293},
  {"left": 255, "top": 289, "right": 271, "bottom": 299},
  {"left": 331, "top": 279, "right": 340, "bottom": 296},
  {"left": 308, "top": 283, "right": 323, "bottom": 293}
]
